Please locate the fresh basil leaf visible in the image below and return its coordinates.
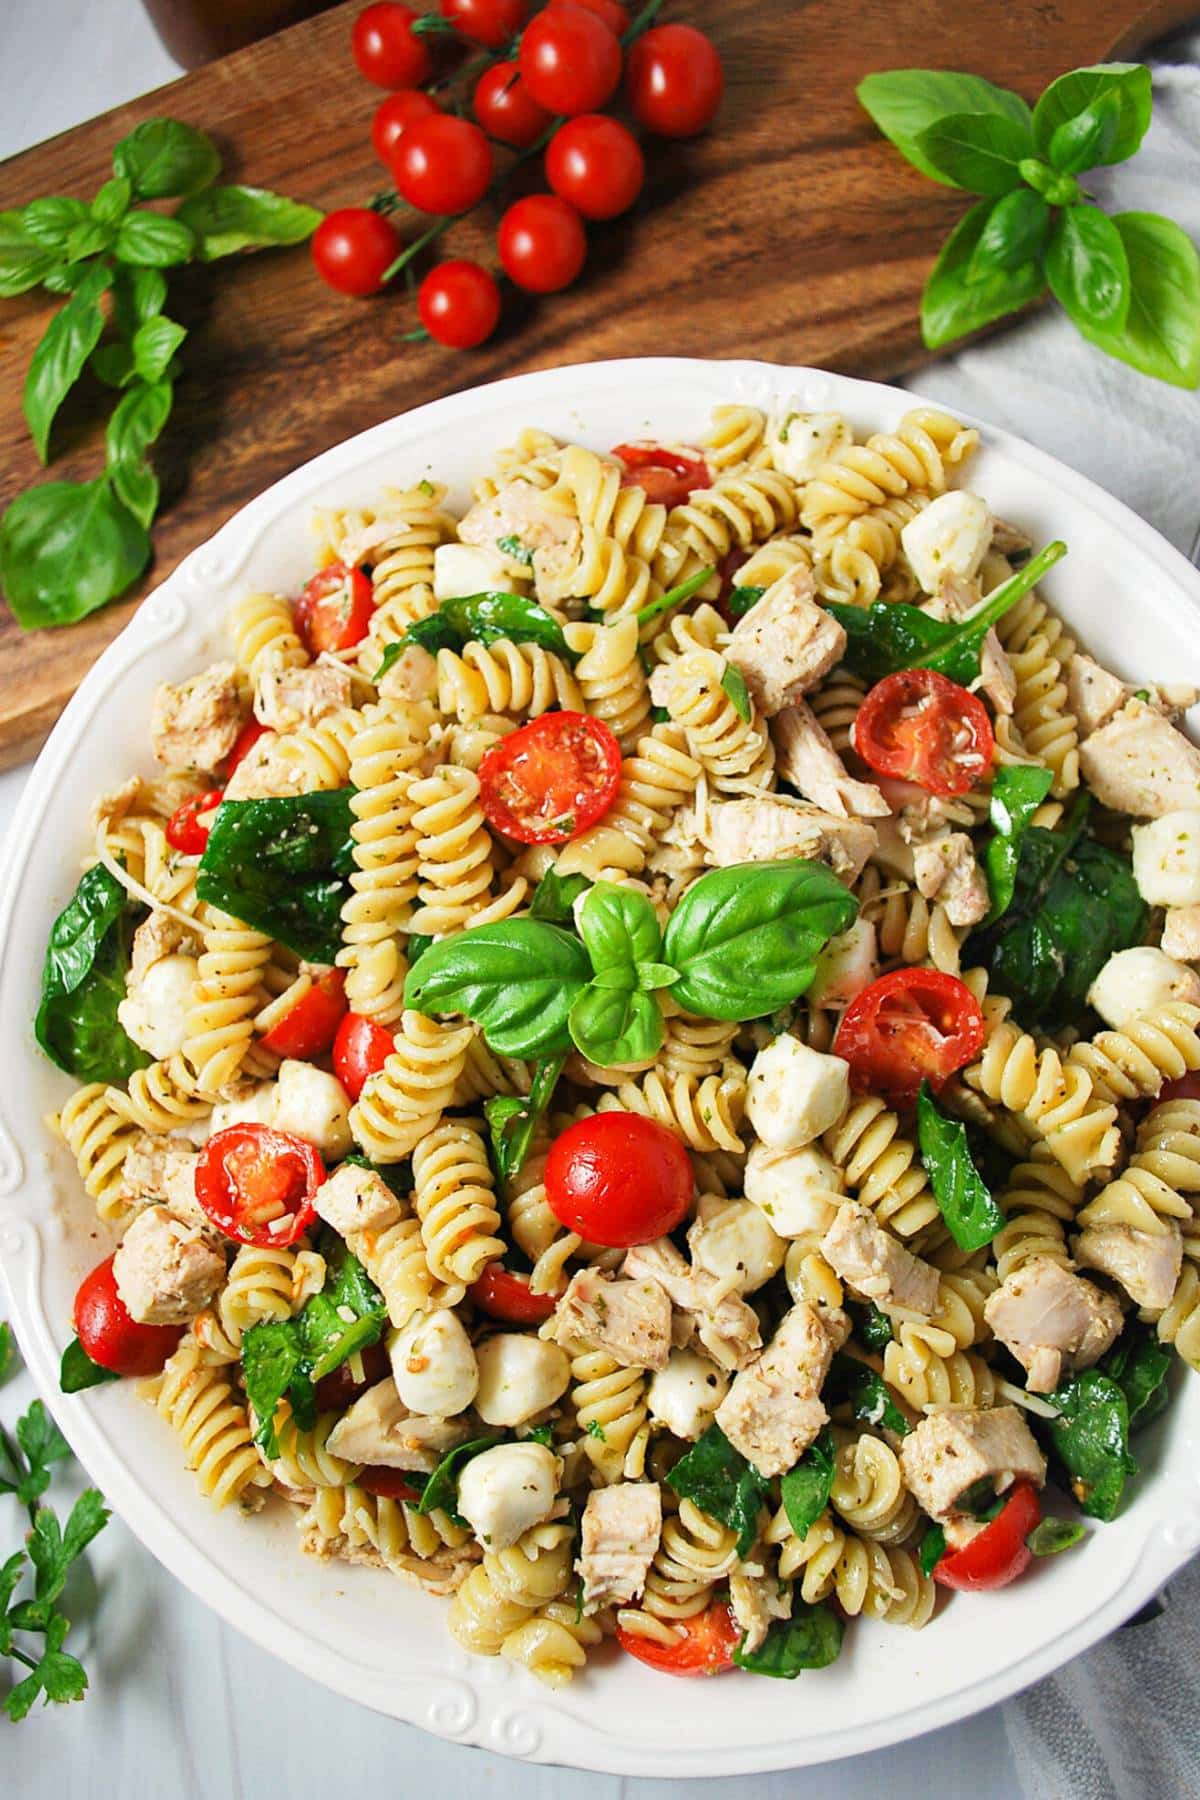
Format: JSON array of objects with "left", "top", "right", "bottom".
[
  {"left": 726, "top": 583, "right": 765, "bottom": 619},
  {"left": 35, "top": 865, "right": 150, "bottom": 1083},
  {"left": 175, "top": 184, "right": 322, "bottom": 260},
  {"left": 578, "top": 880, "right": 663, "bottom": 975},
  {"left": 635, "top": 961, "right": 678, "bottom": 992},
  {"left": 91, "top": 342, "right": 136, "bottom": 388},
  {"left": 105, "top": 379, "right": 172, "bottom": 531},
  {"left": 721, "top": 663, "right": 752, "bottom": 723},
  {"left": 112, "top": 265, "right": 168, "bottom": 335},
  {"left": 1071, "top": 212, "right": 1200, "bottom": 390},
  {"left": 529, "top": 868, "right": 590, "bottom": 924},
  {"left": 0, "top": 474, "right": 149, "bottom": 630},
  {"left": 848, "top": 1301, "right": 893, "bottom": 1351},
  {"left": 966, "top": 189, "right": 1050, "bottom": 284},
  {"left": 568, "top": 982, "right": 664, "bottom": 1067},
  {"left": 667, "top": 1424, "right": 771, "bottom": 1556},
  {"left": 1045, "top": 206, "right": 1130, "bottom": 333},
  {"left": 92, "top": 177, "right": 133, "bottom": 227},
  {"left": 914, "top": 111, "right": 1033, "bottom": 197},
  {"left": 857, "top": 70, "right": 1033, "bottom": 186},
  {"left": 1032, "top": 64, "right": 1152, "bottom": 170},
  {"left": 1027, "top": 1517, "right": 1086, "bottom": 1557},
  {"left": 112, "top": 118, "right": 221, "bottom": 198},
  {"left": 59, "top": 1337, "right": 121, "bottom": 1395},
  {"left": 1047, "top": 90, "right": 1125, "bottom": 177},
  {"left": 1103, "top": 1323, "right": 1173, "bottom": 1431},
  {"left": 921, "top": 198, "right": 1048, "bottom": 351},
  {"left": 115, "top": 211, "right": 195, "bottom": 268},
  {"left": 242, "top": 1321, "right": 315, "bottom": 1458},
  {"left": 982, "top": 764, "right": 1055, "bottom": 924},
  {"left": 298, "top": 1239, "right": 387, "bottom": 1382},
  {"left": 1044, "top": 1369, "right": 1135, "bottom": 1520},
  {"left": 405, "top": 919, "right": 592, "bottom": 1058},
  {"left": 634, "top": 563, "right": 717, "bottom": 628},
  {"left": 916, "top": 1081, "right": 1004, "bottom": 1252},
  {"left": 197, "top": 790, "right": 356, "bottom": 963},
  {"left": 23, "top": 261, "right": 112, "bottom": 462},
  {"left": 663, "top": 859, "right": 858, "bottom": 1021},
  {"left": 417, "top": 1436, "right": 501, "bottom": 1518},
  {"left": 64, "top": 219, "right": 112, "bottom": 262},
  {"left": 0, "top": 209, "right": 58, "bottom": 295},
  {"left": 780, "top": 1428, "right": 835, "bottom": 1541},
  {"left": 734, "top": 1602, "right": 843, "bottom": 1678},
  {"left": 22, "top": 197, "right": 91, "bottom": 253},
  {"left": 131, "top": 314, "right": 186, "bottom": 383},
  {"left": 826, "top": 1354, "right": 911, "bottom": 1437},
  {"left": 485, "top": 1052, "right": 565, "bottom": 1189},
  {"left": 919, "top": 1523, "right": 946, "bottom": 1576}
]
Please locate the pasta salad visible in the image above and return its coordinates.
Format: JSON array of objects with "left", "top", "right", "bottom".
[{"left": 41, "top": 400, "right": 1200, "bottom": 1686}]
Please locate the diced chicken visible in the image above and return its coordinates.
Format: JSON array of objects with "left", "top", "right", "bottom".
[
  {"left": 119, "top": 1135, "right": 201, "bottom": 1215},
  {"left": 325, "top": 1379, "right": 470, "bottom": 1472},
  {"left": 983, "top": 1258, "right": 1124, "bottom": 1392},
  {"left": 746, "top": 1034, "right": 850, "bottom": 1151},
  {"left": 744, "top": 1142, "right": 845, "bottom": 1239},
  {"left": 222, "top": 729, "right": 311, "bottom": 800},
  {"left": 1074, "top": 1222, "right": 1183, "bottom": 1313},
  {"left": 254, "top": 662, "right": 352, "bottom": 732},
  {"left": 808, "top": 919, "right": 879, "bottom": 1010},
  {"left": 687, "top": 1193, "right": 785, "bottom": 1297},
  {"left": 1078, "top": 699, "right": 1200, "bottom": 818},
  {"left": 714, "top": 1302, "right": 836, "bottom": 1477},
  {"left": 977, "top": 630, "right": 1017, "bottom": 716},
  {"left": 703, "top": 794, "right": 876, "bottom": 883},
  {"left": 646, "top": 1348, "right": 729, "bottom": 1440},
  {"left": 912, "top": 833, "right": 990, "bottom": 927},
  {"left": 456, "top": 480, "right": 580, "bottom": 585},
  {"left": 622, "top": 1238, "right": 762, "bottom": 1371},
  {"left": 150, "top": 661, "right": 246, "bottom": 772},
  {"left": 725, "top": 566, "right": 846, "bottom": 715},
  {"left": 729, "top": 1559, "right": 793, "bottom": 1654},
  {"left": 772, "top": 702, "right": 889, "bottom": 819},
  {"left": 820, "top": 1199, "right": 940, "bottom": 1316},
  {"left": 376, "top": 643, "right": 439, "bottom": 705},
  {"left": 767, "top": 409, "right": 851, "bottom": 483},
  {"left": 577, "top": 1483, "right": 662, "bottom": 1611},
  {"left": 457, "top": 1443, "right": 561, "bottom": 1552},
  {"left": 112, "top": 1205, "right": 226, "bottom": 1325},
  {"left": 901, "top": 492, "right": 992, "bottom": 596},
  {"left": 1066, "top": 654, "right": 1129, "bottom": 738},
  {"left": 1162, "top": 906, "right": 1200, "bottom": 963},
  {"left": 551, "top": 1268, "right": 672, "bottom": 1370},
  {"left": 1132, "top": 809, "right": 1200, "bottom": 908},
  {"left": 1087, "top": 946, "right": 1200, "bottom": 1030},
  {"left": 314, "top": 1161, "right": 403, "bottom": 1237},
  {"left": 898, "top": 1406, "right": 1047, "bottom": 1521},
  {"left": 474, "top": 1334, "right": 570, "bottom": 1426}
]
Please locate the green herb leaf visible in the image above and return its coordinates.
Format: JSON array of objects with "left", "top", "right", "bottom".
[
  {"left": 667, "top": 1424, "right": 771, "bottom": 1556},
  {"left": 1103, "top": 1322, "right": 1173, "bottom": 1431},
  {"left": 106, "top": 379, "right": 172, "bottom": 530},
  {"left": 569, "top": 982, "right": 664, "bottom": 1067},
  {"left": 401, "top": 590, "right": 575, "bottom": 660},
  {"left": 825, "top": 1354, "right": 911, "bottom": 1437},
  {"left": 916, "top": 1081, "right": 1004, "bottom": 1251},
  {"left": 982, "top": 764, "right": 1055, "bottom": 924},
  {"left": 578, "top": 881, "right": 663, "bottom": 975},
  {"left": 23, "top": 261, "right": 112, "bottom": 462},
  {"left": 417, "top": 1436, "right": 501, "bottom": 1518},
  {"left": 241, "top": 1321, "right": 316, "bottom": 1458},
  {"left": 112, "top": 265, "right": 168, "bottom": 334},
  {"left": 6, "top": 1403, "right": 72, "bottom": 1508},
  {"left": 24, "top": 1490, "right": 108, "bottom": 1619},
  {"left": 780, "top": 1427, "right": 835, "bottom": 1541},
  {"left": 726, "top": 583, "right": 765, "bottom": 619},
  {"left": 91, "top": 342, "right": 136, "bottom": 389},
  {"left": 22, "top": 197, "right": 92, "bottom": 254},
  {"left": 634, "top": 563, "right": 717, "bottom": 628},
  {"left": 966, "top": 189, "right": 1051, "bottom": 283},
  {"left": 1069, "top": 212, "right": 1200, "bottom": 390},
  {"left": 0, "top": 1322, "right": 12, "bottom": 1385},
  {"left": 405, "top": 919, "right": 592, "bottom": 1058},
  {"left": 1044, "top": 1369, "right": 1135, "bottom": 1520},
  {"left": 0, "top": 475, "right": 150, "bottom": 630},
  {"left": 848, "top": 1301, "right": 893, "bottom": 1351},
  {"left": 921, "top": 198, "right": 1048, "bottom": 350},
  {"left": 35, "top": 864, "right": 150, "bottom": 1083},
  {"left": 64, "top": 219, "right": 112, "bottom": 262},
  {"left": 92, "top": 177, "right": 133, "bottom": 227},
  {"left": 0, "top": 210, "right": 58, "bottom": 296},
  {"left": 1032, "top": 64, "right": 1152, "bottom": 170},
  {"left": 496, "top": 533, "right": 534, "bottom": 565},
  {"left": 114, "top": 210, "right": 195, "bottom": 268},
  {"left": 174, "top": 184, "right": 322, "bottom": 260},
  {"left": 1027, "top": 1517, "right": 1086, "bottom": 1557},
  {"left": 131, "top": 314, "right": 186, "bottom": 383},
  {"left": 485, "top": 1052, "right": 566, "bottom": 1189},
  {"left": 733, "top": 1602, "right": 844, "bottom": 1678},
  {"left": 914, "top": 111, "right": 1033, "bottom": 196},
  {"left": 1045, "top": 205, "right": 1130, "bottom": 333},
  {"left": 857, "top": 70, "right": 1032, "bottom": 186},
  {"left": 298, "top": 1236, "right": 387, "bottom": 1382},
  {"left": 59, "top": 1337, "right": 121, "bottom": 1395},
  {"left": 112, "top": 118, "right": 221, "bottom": 198},
  {"left": 197, "top": 789, "right": 356, "bottom": 963},
  {"left": 919, "top": 1523, "right": 946, "bottom": 1576},
  {"left": 529, "top": 868, "right": 590, "bottom": 924},
  {"left": 721, "top": 663, "right": 752, "bottom": 723}
]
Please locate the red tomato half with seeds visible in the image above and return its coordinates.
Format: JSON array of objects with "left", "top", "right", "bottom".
[
  {"left": 294, "top": 562, "right": 375, "bottom": 654},
  {"left": 853, "top": 668, "right": 994, "bottom": 798},
  {"left": 834, "top": 967, "right": 985, "bottom": 1107},
  {"left": 617, "top": 1598, "right": 739, "bottom": 1675},
  {"left": 933, "top": 1481, "right": 1042, "bottom": 1591},
  {"left": 545, "top": 1113, "right": 693, "bottom": 1248},
  {"left": 469, "top": 1264, "right": 560, "bottom": 1324},
  {"left": 165, "top": 787, "right": 224, "bottom": 856},
  {"left": 333, "top": 1011, "right": 397, "bottom": 1100},
  {"left": 612, "top": 442, "right": 711, "bottom": 508},
  {"left": 74, "top": 1254, "right": 183, "bottom": 1377},
  {"left": 478, "top": 711, "right": 621, "bottom": 845},
  {"left": 195, "top": 1124, "right": 325, "bottom": 1248},
  {"left": 260, "top": 968, "right": 348, "bottom": 1060}
]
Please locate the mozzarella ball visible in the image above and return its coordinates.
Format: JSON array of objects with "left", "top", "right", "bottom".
[
  {"left": 474, "top": 1334, "right": 570, "bottom": 1428},
  {"left": 389, "top": 1310, "right": 478, "bottom": 1418},
  {"left": 744, "top": 1141, "right": 845, "bottom": 1239},
  {"left": 434, "top": 542, "right": 511, "bottom": 601},
  {"left": 1132, "top": 809, "right": 1200, "bottom": 908},
  {"left": 647, "top": 1349, "right": 729, "bottom": 1441},
  {"left": 1088, "top": 946, "right": 1200, "bottom": 1030},
  {"left": 900, "top": 491, "right": 992, "bottom": 595},
  {"left": 766, "top": 409, "right": 851, "bottom": 483},
  {"left": 807, "top": 919, "right": 879, "bottom": 1009},
  {"left": 688, "top": 1194, "right": 785, "bottom": 1295},
  {"left": 118, "top": 952, "right": 198, "bottom": 1060},
  {"left": 210, "top": 1082, "right": 277, "bottom": 1134},
  {"left": 456, "top": 1442, "right": 560, "bottom": 1550},
  {"left": 271, "top": 1060, "right": 353, "bottom": 1160},
  {"left": 746, "top": 1035, "right": 850, "bottom": 1150}
]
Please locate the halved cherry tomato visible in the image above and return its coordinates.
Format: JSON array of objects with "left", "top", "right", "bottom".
[
  {"left": 225, "top": 717, "right": 269, "bottom": 776},
  {"left": 1156, "top": 1074, "right": 1200, "bottom": 1104},
  {"left": 478, "top": 711, "right": 621, "bottom": 845},
  {"left": 74, "top": 1254, "right": 182, "bottom": 1377},
  {"left": 195, "top": 1124, "right": 325, "bottom": 1247},
  {"left": 545, "top": 1113, "right": 693, "bottom": 1249},
  {"left": 834, "top": 967, "right": 985, "bottom": 1106},
  {"left": 933, "top": 1481, "right": 1042, "bottom": 1591},
  {"left": 333, "top": 1011, "right": 397, "bottom": 1101},
  {"left": 294, "top": 562, "right": 375, "bottom": 655},
  {"left": 356, "top": 1466, "right": 424, "bottom": 1501},
  {"left": 371, "top": 89, "right": 442, "bottom": 165},
  {"left": 611, "top": 441, "right": 711, "bottom": 508},
  {"left": 314, "top": 1340, "right": 391, "bottom": 1411},
  {"left": 469, "top": 1264, "right": 559, "bottom": 1324},
  {"left": 260, "top": 968, "right": 348, "bottom": 1059},
  {"left": 165, "top": 786, "right": 224, "bottom": 855},
  {"left": 853, "top": 668, "right": 994, "bottom": 798},
  {"left": 617, "top": 1598, "right": 739, "bottom": 1676}
]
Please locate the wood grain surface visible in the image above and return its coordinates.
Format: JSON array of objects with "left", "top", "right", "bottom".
[{"left": 0, "top": 0, "right": 1194, "bottom": 769}]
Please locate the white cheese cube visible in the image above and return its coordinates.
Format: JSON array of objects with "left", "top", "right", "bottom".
[
  {"left": 389, "top": 1310, "right": 478, "bottom": 1417},
  {"left": 117, "top": 952, "right": 198, "bottom": 1060},
  {"left": 433, "top": 542, "right": 512, "bottom": 601},
  {"left": 270, "top": 1060, "right": 353, "bottom": 1161},
  {"left": 900, "top": 491, "right": 992, "bottom": 595},
  {"left": 767, "top": 409, "right": 851, "bottom": 483},
  {"left": 744, "top": 1141, "right": 845, "bottom": 1238},
  {"left": 474, "top": 1334, "right": 570, "bottom": 1427},
  {"left": 647, "top": 1348, "right": 730, "bottom": 1441},
  {"left": 807, "top": 919, "right": 879, "bottom": 1009},
  {"left": 1087, "top": 946, "right": 1200, "bottom": 1030},
  {"left": 456, "top": 1442, "right": 560, "bottom": 1550},
  {"left": 1132, "top": 809, "right": 1200, "bottom": 908},
  {"left": 745, "top": 1035, "right": 850, "bottom": 1150}
]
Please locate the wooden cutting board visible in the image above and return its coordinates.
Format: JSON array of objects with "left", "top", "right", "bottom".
[{"left": 0, "top": 0, "right": 1193, "bottom": 769}]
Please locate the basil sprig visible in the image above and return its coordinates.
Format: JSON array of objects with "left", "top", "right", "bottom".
[
  {"left": 859, "top": 64, "right": 1198, "bottom": 387},
  {"left": 916, "top": 1082, "right": 1004, "bottom": 1253}
]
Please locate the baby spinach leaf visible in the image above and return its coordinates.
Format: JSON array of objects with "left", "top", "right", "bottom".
[
  {"left": 0, "top": 209, "right": 58, "bottom": 296},
  {"left": 529, "top": 868, "right": 590, "bottom": 924},
  {"left": 405, "top": 919, "right": 592, "bottom": 1058},
  {"left": 396, "top": 591, "right": 575, "bottom": 661},
  {"left": 568, "top": 982, "right": 664, "bottom": 1068},
  {"left": 733, "top": 1602, "right": 844, "bottom": 1678},
  {"left": 112, "top": 118, "right": 221, "bottom": 198},
  {"left": 0, "top": 475, "right": 151, "bottom": 630},
  {"left": 174, "top": 185, "right": 323, "bottom": 260},
  {"left": 856, "top": 69, "right": 1032, "bottom": 187},
  {"left": 1027, "top": 1517, "right": 1086, "bottom": 1557},
  {"left": 982, "top": 764, "right": 1054, "bottom": 924},
  {"left": 726, "top": 583, "right": 765, "bottom": 619},
  {"left": 848, "top": 1301, "right": 893, "bottom": 1351},
  {"left": 485, "top": 1052, "right": 566, "bottom": 1189},
  {"left": 826, "top": 1354, "right": 911, "bottom": 1438},
  {"left": 1032, "top": 65, "right": 1152, "bottom": 170},
  {"left": 915, "top": 111, "right": 1032, "bottom": 197},
  {"left": 1071, "top": 213, "right": 1200, "bottom": 390},
  {"left": 241, "top": 1321, "right": 316, "bottom": 1459},
  {"left": 918, "top": 1523, "right": 946, "bottom": 1576},
  {"left": 721, "top": 663, "right": 752, "bottom": 722},
  {"left": 417, "top": 1436, "right": 501, "bottom": 1518},
  {"left": 780, "top": 1428, "right": 835, "bottom": 1540},
  {"left": 59, "top": 1338, "right": 121, "bottom": 1395},
  {"left": 917, "top": 1081, "right": 1005, "bottom": 1252},
  {"left": 1044, "top": 1369, "right": 1135, "bottom": 1521},
  {"left": 35, "top": 865, "right": 150, "bottom": 1084},
  {"left": 921, "top": 196, "right": 1049, "bottom": 350},
  {"left": 299, "top": 1237, "right": 387, "bottom": 1383},
  {"left": 197, "top": 789, "right": 356, "bottom": 963},
  {"left": 1045, "top": 206, "right": 1130, "bottom": 334},
  {"left": 668, "top": 1424, "right": 771, "bottom": 1556},
  {"left": 23, "top": 262, "right": 112, "bottom": 462},
  {"left": 1104, "top": 1323, "right": 1173, "bottom": 1431}
]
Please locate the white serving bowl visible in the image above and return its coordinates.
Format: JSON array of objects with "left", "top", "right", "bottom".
[{"left": 3, "top": 358, "right": 1200, "bottom": 1775}]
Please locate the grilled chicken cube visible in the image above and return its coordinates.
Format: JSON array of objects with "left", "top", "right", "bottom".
[
  {"left": 112, "top": 1206, "right": 225, "bottom": 1326},
  {"left": 150, "top": 662, "right": 246, "bottom": 772},
  {"left": 577, "top": 1483, "right": 662, "bottom": 1611},
  {"left": 714, "top": 1302, "right": 837, "bottom": 1477},
  {"left": 551, "top": 1268, "right": 672, "bottom": 1370},
  {"left": 1078, "top": 699, "right": 1200, "bottom": 818},
  {"left": 912, "top": 832, "right": 991, "bottom": 927},
  {"left": 622, "top": 1238, "right": 762, "bottom": 1371},
  {"left": 254, "top": 663, "right": 352, "bottom": 732},
  {"left": 772, "top": 701, "right": 889, "bottom": 819},
  {"left": 702, "top": 794, "right": 877, "bottom": 881},
  {"left": 820, "top": 1200, "right": 940, "bottom": 1316},
  {"left": 898, "top": 1406, "right": 1046, "bottom": 1521},
  {"left": 456, "top": 480, "right": 580, "bottom": 585},
  {"left": 983, "top": 1258, "right": 1124, "bottom": 1392},
  {"left": 725, "top": 566, "right": 846, "bottom": 715},
  {"left": 1074, "top": 1222, "right": 1183, "bottom": 1313}
]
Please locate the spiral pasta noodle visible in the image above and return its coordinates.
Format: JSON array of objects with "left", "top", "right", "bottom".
[
  {"left": 152, "top": 1340, "right": 273, "bottom": 1510},
  {"left": 409, "top": 764, "right": 526, "bottom": 938},
  {"left": 553, "top": 722, "right": 701, "bottom": 881},
  {"left": 349, "top": 1012, "right": 475, "bottom": 1162},
  {"left": 183, "top": 905, "right": 275, "bottom": 1097},
  {"left": 990, "top": 1151, "right": 1083, "bottom": 1281},
  {"left": 266, "top": 1411, "right": 363, "bottom": 1491},
  {"left": 337, "top": 701, "right": 425, "bottom": 1023},
  {"left": 107, "top": 1054, "right": 211, "bottom": 1136},
  {"left": 617, "top": 1500, "right": 738, "bottom": 1642},
  {"left": 823, "top": 1097, "right": 940, "bottom": 1239},
  {"left": 568, "top": 1347, "right": 649, "bottom": 1483},
  {"left": 228, "top": 591, "right": 309, "bottom": 679},
  {"left": 301, "top": 1482, "right": 474, "bottom": 1590},
  {"left": 435, "top": 640, "right": 582, "bottom": 725},
  {"left": 410, "top": 1117, "right": 503, "bottom": 1286},
  {"left": 829, "top": 1432, "right": 920, "bottom": 1544},
  {"left": 52, "top": 1084, "right": 142, "bottom": 1222},
  {"left": 1066, "top": 1003, "right": 1200, "bottom": 1107},
  {"left": 597, "top": 1065, "right": 747, "bottom": 1155},
  {"left": 766, "top": 1506, "right": 935, "bottom": 1626},
  {"left": 656, "top": 648, "right": 773, "bottom": 792},
  {"left": 563, "top": 615, "right": 651, "bottom": 749}
]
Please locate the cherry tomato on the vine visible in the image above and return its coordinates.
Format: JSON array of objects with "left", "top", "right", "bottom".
[
  {"left": 834, "top": 967, "right": 985, "bottom": 1106},
  {"left": 392, "top": 114, "right": 494, "bottom": 214},
  {"left": 333, "top": 1011, "right": 397, "bottom": 1101},
  {"left": 165, "top": 787, "right": 224, "bottom": 856},
  {"left": 545, "top": 1112, "right": 693, "bottom": 1248},
  {"left": 440, "top": 0, "right": 527, "bottom": 47},
  {"left": 518, "top": 2, "right": 622, "bottom": 116},
  {"left": 259, "top": 968, "right": 348, "bottom": 1060},
  {"left": 853, "top": 668, "right": 994, "bottom": 798},
  {"left": 552, "top": 0, "right": 629, "bottom": 32},
  {"left": 417, "top": 259, "right": 502, "bottom": 347},
  {"left": 473, "top": 60, "right": 553, "bottom": 148},
  {"left": 74, "top": 1255, "right": 182, "bottom": 1378},
  {"left": 371, "top": 89, "right": 441, "bottom": 165},
  {"left": 612, "top": 441, "right": 711, "bottom": 507},
  {"left": 498, "top": 193, "right": 586, "bottom": 292},
  {"left": 469, "top": 1264, "right": 560, "bottom": 1324},
  {"left": 295, "top": 562, "right": 375, "bottom": 654},
  {"left": 617, "top": 1599, "right": 740, "bottom": 1675},
  {"left": 626, "top": 23, "right": 724, "bottom": 137},
  {"left": 546, "top": 114, "right": 645, "bottom": 219},
  {"left": 351, "top": 2, "right": 434, "bottom": 89},
  {"left": 478, "top": 710, "right": 621, "bottom": 843},
  {"left": 195, "top": 1124, "right": 325, "bottom": 1248},
  {"left": 311, "top": 208, "right": 401, "bottom": 296},
  {"left": 933, "top": 1483, "right": 1043, "bottom": 1591}
]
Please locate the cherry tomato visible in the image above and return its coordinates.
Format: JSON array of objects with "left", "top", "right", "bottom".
[
  {"left": 626, "top": 23, "right": 724, "bottom": 138},
  {"left": 371, "top": 89, "right": 441, "bottom": 165},
  {"left": 498, "top": 193, "right": 587, "bottom": 293},
  {"left": 311, "top": 208, "right": 401, "bottom": 297},
  {"left": 294, "top": 562, "right": 375, "bottom": 654},
  {"left": 617, "top": 1598, "right": 739, "bottom": 1676},
  {"left": 834, "top": 968, "right": 986, "bottom": 1106},
  {"left": 225, "top": 717, "right": 269, "bottom": 777},
  {"left": 392, "top": 114, "right": 494, "bottom": 214},
  {"left": 333, "top": 1011, "right": 397, "bottom": 1101},
  {"left": 473, "top": 60, "right": 553, "bottom": 148},
  {"left": 260, "top": 968, "right": 348, "bottom": 1060},
  {"left": 165, "top": 786, "right": 224, "bottom": 856},
  {"left": 478, "top": 710, "right": 621, "bottom": 844},
  {"left": 546, "top": 115, "right": 645, "bottom": 220},
  {"left": 356, "top": 1466, "right": 424, "bottom": 1500},
  {"left": 195, "top": 1124, "right": 325, "bottom": 1248},
  {"left": 351, "top": 2, "right": 433, "bottom": 88},
  {"left": 854, "top": 669, "right": 994, "bottom": 798},
  {"left": 552, "top": 0, "right": 629, "bottom": 31},
  {"left": 545, "top": 1113, "right": 693, "bottom": 1248},
  {"left": 933, "top": 1481, "right": 1043, "bottom": 1591},
  {"left": 417, "top": 259, "right": 502, "bottom": 347},
  {"left": 440, "top": 0, "right": 526, "bottom": 47},
  {"left": 469, "top": 1264, "right": 560, "bottom": 1324},
  {"left": 518, "top": 3, "right": 622, "bottom": 116},
  {"left": 74, "top": 1254, "right": 183, "bottom": 1378},
  {"left": 1156, "top": 1073, "right": 1200, "bottom": 1104},
  {"left": 313, "top": 1340, "right": 391, "bottom": 1411},
  {"left": 612, "top": 441, "right": 712, "bottom": 507}
]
